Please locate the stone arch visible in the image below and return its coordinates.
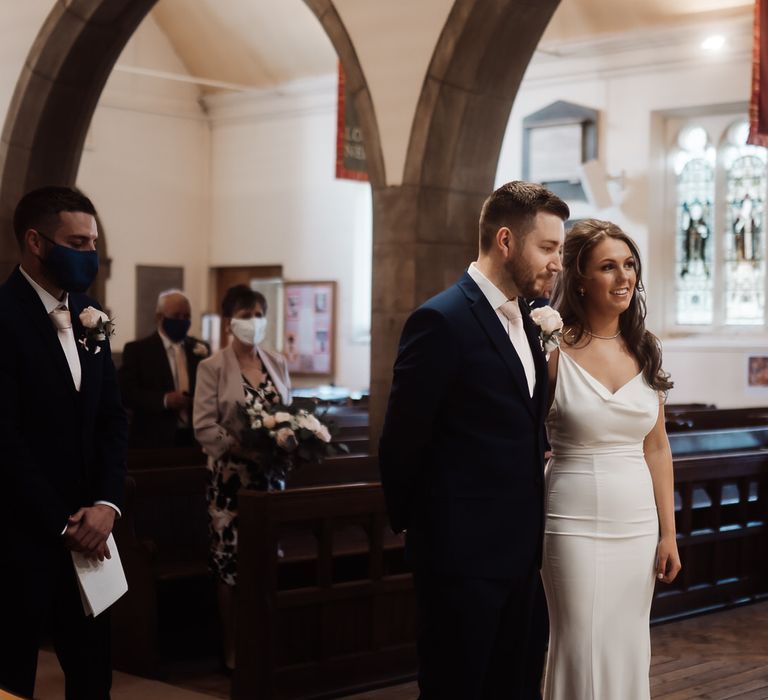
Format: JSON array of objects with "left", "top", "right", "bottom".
[
  {"left": 0, "top": 0, "right": 386, "bottom": 277},
  {"left": 368, "top": 0, "right": 562, "bottom": 441},
  {"left": 0, "top": 1, "right": 157, "bottom": 278}
]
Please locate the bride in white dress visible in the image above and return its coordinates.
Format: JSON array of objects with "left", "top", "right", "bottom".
[{"left": 542, "top": 220, "right": 682, "bottom": 700}]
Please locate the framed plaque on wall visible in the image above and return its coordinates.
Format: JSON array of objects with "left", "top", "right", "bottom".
[{"left": 283, "top": 281, "right": 336, "bottom": 376}]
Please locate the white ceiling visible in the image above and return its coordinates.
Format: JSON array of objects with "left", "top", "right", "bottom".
[
  {"left": 149, "top": 0, "right": 754, "bottom": 92},
  {"left": 542, "top": 0, "right": 751, "bottom": 43},
  {"left": 151, "top": 0, "right": 337, "bottom": 91}
]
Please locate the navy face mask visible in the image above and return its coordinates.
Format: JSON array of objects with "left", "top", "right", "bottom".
[
  {"left": 162, "top": 317, "right": 191, "bottom": 343},
  {"left": 39, "top": 233, "right": 99, "bottom": 293}
]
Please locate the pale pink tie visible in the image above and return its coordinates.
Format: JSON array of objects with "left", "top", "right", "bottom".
[
  {"left": 173, "top": 343, "right": 190, "bottom": 424},
  {"left": 49, "top": 305, "right": 82, "bottom": 391},
  {"left": 499, "top": 300, "right": 535, "bottom": 397}
]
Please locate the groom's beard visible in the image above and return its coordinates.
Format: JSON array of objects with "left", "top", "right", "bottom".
[{"left": 506, "top": 255, "right": 550, "bottom": 299}]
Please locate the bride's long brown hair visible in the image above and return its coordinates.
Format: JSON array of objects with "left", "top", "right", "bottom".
[{"left": 550, "top": 219, "right": 673, "bottom": 393}]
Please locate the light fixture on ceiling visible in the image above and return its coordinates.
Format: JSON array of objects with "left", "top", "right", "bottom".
[{"left": 701, "top": 35, "right": 726, "bottom": 52}]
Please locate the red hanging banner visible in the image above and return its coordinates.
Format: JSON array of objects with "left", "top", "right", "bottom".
[
  {"left": 748, "top": 0, "right": 768, "bottom": 146},
  {"left": 336, "top": 62, "right": 368, "bottom": 181}
]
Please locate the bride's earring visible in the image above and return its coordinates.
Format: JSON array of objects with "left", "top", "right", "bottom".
[{"left": 578, "top": 288, "right": 585, "bottom": 296}]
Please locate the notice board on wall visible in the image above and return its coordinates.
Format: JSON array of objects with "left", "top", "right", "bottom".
[{"left": 283, "top": 281, "right": 336, "bottom": 377}]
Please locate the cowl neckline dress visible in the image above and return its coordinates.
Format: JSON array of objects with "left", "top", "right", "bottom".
[{"left": 542, "top": 350, "right": 661, "bottom": 700}]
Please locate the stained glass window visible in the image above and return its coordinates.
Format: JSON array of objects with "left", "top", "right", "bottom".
[
  {"left": 674, "top": 126, "right": 715, "bottom": 325},
  {"left": 722, "top": 120, "right": 766, "bottom": 325},
  {"left": 671, "top": 118, "right": 768, "bottom": 330}
]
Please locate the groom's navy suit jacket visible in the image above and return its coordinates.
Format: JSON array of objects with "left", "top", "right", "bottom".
[
  {"left": 0, "top": 267, "right": 127, "bottom": 577},
  {"left": 379, "top": 272, "right": 548, "bottom": 579}
]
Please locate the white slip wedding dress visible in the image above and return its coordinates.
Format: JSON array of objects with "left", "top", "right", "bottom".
[{"left": 542, "top": 350, "right": 660, "bottom": 700}]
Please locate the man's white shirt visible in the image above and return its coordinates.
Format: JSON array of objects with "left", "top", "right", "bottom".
[
  {"left": 467, "top": 263, "right": 536, "bottom": 397},
  {"left": 159, "top": 329, "right": 188, "bottom": 394}
]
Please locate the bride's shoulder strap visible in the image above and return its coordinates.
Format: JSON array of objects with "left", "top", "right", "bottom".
[
  {"left": 546, "top": 347, "right": 560, "bottom": 413},
  {"left": 547, "top": 346, "right": 560, "bottom": 373}
]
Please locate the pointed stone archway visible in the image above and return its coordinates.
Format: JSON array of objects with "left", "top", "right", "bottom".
[
  {"left": 0, "top": 1, "right": 157, "bottom": 280},
  {"left": 0, "top": 0, "right": 386, "bottom": 276},
  {"left": 367, "top": 0, "right": 563, "bottom": 444}
]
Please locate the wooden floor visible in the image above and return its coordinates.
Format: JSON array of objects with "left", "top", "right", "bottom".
[{"left": 34, "top": 600, "right": 768, "bottom": 699}]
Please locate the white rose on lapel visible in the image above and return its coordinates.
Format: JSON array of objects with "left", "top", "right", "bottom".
[
  {"left": 529, "top": 305, "right": 563, "bottom": 356},
  {"left": 79, "top": 306, "right": 109, "bottom": 332},
  {"left": 192, "top": 341, "right": 209, "bottom": 357},
  {"left": 78, "top": 306, "right": 115, "bottom": 354}
]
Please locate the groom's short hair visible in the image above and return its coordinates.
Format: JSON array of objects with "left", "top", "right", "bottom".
[
  {"left": 479, "top": 181, "right": 569, "bottom": 253},
  {"left": 13, "top": 185, "right": 97, "bottom": 249}
]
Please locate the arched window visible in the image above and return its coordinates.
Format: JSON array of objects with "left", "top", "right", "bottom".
[
  {"left": 674, "top": 125, "right": 715, "bottom": 325},
  {"left": 670, "top": 117, "right": 768, "bottom": 330},
  {"left": 722, "top": 120, "right": 766, "bottom": 325}
]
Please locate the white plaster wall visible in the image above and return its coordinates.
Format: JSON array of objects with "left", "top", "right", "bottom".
[
  {"left": 334, "top": 0, "right": 454, "bottom": 185},
  {"left": 496, "top": 18, "right": 767, "bottom": 406},
  {"left": 207, "top": 78, "right": 371, "bottom": 392},
  {"left": 76, "top": 15, "right": 211, "bottom": 349}
]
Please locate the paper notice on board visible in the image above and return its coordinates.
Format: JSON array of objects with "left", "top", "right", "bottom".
[{"left": 70, "top": 533, "right": 128, "bottom": 617}]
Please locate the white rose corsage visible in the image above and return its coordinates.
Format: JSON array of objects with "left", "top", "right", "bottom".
[
  {"left": 192, "top": 341, "right": 209, "bottom": 357},
  {"left": 78, "top": 306, "right": 115, "bottom": 354},
  {"left": 529, "top": 305, "right": 563, "bottom": 357}
]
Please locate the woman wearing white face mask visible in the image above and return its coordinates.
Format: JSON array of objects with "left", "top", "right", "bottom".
[{"left": 193, "top": 284, "right": 292, "bottom": 672}]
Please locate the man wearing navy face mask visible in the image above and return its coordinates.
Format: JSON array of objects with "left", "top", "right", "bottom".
[
  {"left": 0, "top": 186, "right": 128, "bottom": 699},
  {"left": 119, "top": 289, "right": 209, "bottom": 448}
]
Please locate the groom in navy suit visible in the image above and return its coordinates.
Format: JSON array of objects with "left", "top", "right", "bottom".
[
  {"left": 0, "top": 187, "right": 127, "bottom": 699},
  {"left": 379, "top": 181, "right": 568, "bottom": 699}
]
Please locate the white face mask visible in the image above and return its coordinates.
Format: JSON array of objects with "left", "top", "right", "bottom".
[{"left": 230, "top": 317, "right": 268, "bottom": 346}]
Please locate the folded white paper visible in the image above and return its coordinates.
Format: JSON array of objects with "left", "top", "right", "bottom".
[{"left": 70, "top": 533, "right": 128, "bottom": 617}]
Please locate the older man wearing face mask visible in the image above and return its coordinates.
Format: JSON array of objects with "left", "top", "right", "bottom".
[
  {"left": 119, "top": 289, "right": 209, "bottom": 448},
  {"left": 193, "top": 283, "right": 291, "bottom": 672}
]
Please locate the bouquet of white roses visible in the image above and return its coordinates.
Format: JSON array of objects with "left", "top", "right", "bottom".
[{"left": 237, "top": 394, "right": 348, "bottom": 484}]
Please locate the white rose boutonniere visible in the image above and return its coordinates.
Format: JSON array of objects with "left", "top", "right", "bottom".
[
  {"left": 192, "top": 341, "right": 209, "bottom": 357},
  {"left": 78, "top": 306, "right": 115, "bottom": 354},
  {"left": 529, "top": 305, "right": 563, "bottom": 357}
]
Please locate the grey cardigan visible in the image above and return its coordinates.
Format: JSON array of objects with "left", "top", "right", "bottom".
[{"left": 193, "top": 344, "right": 292, "bottom": 460}]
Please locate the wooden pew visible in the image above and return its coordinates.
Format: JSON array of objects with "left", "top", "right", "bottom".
[
  {"left": 666, "top": 403, "right": 716, "bottom": 413},
  {"left": 111, "top": 452, "right": 382, "bottom": 678},
  {"left": 652, "top": 428, "right": 768, "bottom": 621},
  {"left": 666, "top": 406, "right": 768, "bottom": 432},
  {"left": 111, "top": 462, "right": 213, "bottom": 678},
  {"left": 233, "top": 484, "right": 415, "bottom": 700}
]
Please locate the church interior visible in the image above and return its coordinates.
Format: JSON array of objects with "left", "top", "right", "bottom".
[{"left": 2, "top": 0, "right": 768, "bottom": 698}]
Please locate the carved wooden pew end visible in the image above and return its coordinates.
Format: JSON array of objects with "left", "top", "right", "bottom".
[{"left": 233, "top": 483, "right": 417, "bottom": 700}]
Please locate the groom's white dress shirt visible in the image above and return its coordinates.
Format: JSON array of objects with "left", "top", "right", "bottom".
[
  {"left": 20, "top": 266, "right": 81, "bottom": 391},
  {"left": 467, "top": 263, "right": 536, "bottom": 397},
  {"left": 19, "top": 265, "right": 120, "bottom": 521}
]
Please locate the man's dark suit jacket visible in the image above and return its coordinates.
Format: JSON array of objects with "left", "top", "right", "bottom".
[
  {"left": 379, "top": 272, "right": 548, "bottom": 579},
  {"left": 0, "top": 266, "right": 128, "bottom": 586},
  {"left": 119, "top": 331, "right": 208, "bottom": 448}
]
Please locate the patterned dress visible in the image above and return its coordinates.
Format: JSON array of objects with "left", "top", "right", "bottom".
[{"left": 206, "top": 372, "right": 284, "bottom": 585}]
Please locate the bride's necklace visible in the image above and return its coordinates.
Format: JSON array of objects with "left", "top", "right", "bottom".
[{"left": 585, "top": 329, "right": 621, "bottom": 340}]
